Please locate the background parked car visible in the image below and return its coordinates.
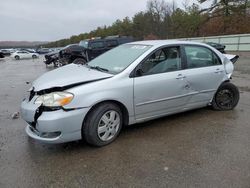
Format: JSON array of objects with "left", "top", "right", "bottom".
[
  {"left": 0, "top": 49, "right": 11, "bottom": 56},
  {"left": 20, "top": 48, "right": 36, "bottom": 53},
  {"left": 59, "top": 35, "right": 133, "bottom": 65},
  {"left": 36, "top": 48, "right": 51, "bottom": 54},
  {"left": 44, "top": 51, "right": 59, "bottom": 67},
  {"left": 0, "top": 52, "right": 4, "bottom": 58},
  {"left": 205, "top": 42, "right": 226, "bottom": 53},
  {"left": 12, "top": 50, "right": 39, "bottom": 60}
]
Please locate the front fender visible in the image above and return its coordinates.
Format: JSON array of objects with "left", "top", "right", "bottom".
[{"left": 64, "top": 77, "right": 134, "bottom": 118}]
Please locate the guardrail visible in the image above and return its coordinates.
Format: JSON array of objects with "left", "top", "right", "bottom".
[{"left": 179, "top": 33, "right": 250, "bottom": 51}]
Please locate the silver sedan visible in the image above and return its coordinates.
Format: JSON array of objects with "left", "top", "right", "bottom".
[{"left": 21, "top": 40, "right": 240, "bottom": 146}]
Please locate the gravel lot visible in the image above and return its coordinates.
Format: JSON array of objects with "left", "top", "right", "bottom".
[{"left": 0, "top": 55, "right": 250, "bottom": 188}]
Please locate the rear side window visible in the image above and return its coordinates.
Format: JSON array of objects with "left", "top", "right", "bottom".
[
  {"left": 90, "top": 42, "right": 105, "bottom": 49},
  {"left": 184, "top": 46, "right": 221, "bottom": 69}
]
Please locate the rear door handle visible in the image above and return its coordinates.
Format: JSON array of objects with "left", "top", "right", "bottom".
[{"left": 176, "top": 74, "right": 186, "bottom": 80}]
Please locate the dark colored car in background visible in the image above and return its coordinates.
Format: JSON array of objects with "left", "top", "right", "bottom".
[
  {"left": 0, "top": 52, "right": 4, "bottom": 58},
  {"left": 36, "top": 48, "right": 51, "bottom": 54},
  {"left": 59, "top": 36, "right": 133, "bottom": 65},
  {"left": 205, "top": 42, "right": 226, "bottom": 53},
  {"left": 44, "top": 51, "right": 60, "bottom": 67},
  {"left": 0, "top": 49, "right": 11, "bottom": 56}
]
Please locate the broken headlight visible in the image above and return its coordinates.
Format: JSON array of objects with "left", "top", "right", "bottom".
[{"left": 34, "top": 92, "right": 74, "bottom": 107}]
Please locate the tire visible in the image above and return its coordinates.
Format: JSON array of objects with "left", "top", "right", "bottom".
[
  {"left": 72, "top": 58, "right": 87, "bottom": 65},
  {"left": 15, "top": 55, "right": 20, "bottom": 60},
  {"left": 212, "top": 82, "right": 239, "bottom": 111},
  {"left": 83, "top": 103, "right": 123, "bottom": 147},
  {"left": 32, "top": 55, "right": 37, "bottom": 59}
]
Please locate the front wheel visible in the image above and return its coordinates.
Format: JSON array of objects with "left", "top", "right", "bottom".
[
  {"left": 72, "top": 58, "right": 87, "bottom": 65},
  {"left": 32, "top": 55, "right": 38, "bottom": 59},
  {"left": 15, "top": 55, "right": 20, "bottom": 60},
  {"left": 83, "top": 103, "right": 123, "bottom": 147},
  {"left": 212, "top": 82, "right": 239, "bottom": 110}
]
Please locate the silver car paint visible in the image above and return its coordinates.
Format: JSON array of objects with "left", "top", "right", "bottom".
[
  {"left": 32, "top": 63, "right": 113, "bottom": 91},
  {"left": 21, "top": 40, "right": 235, "bottom": 143}
]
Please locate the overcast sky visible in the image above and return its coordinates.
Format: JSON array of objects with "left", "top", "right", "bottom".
[{"left": 0, "top": 0, "right": 207, "bottom": 42}]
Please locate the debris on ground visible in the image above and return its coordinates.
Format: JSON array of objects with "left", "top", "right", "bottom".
[
  {"left": 11, "top": 112, "right": 20, "bottom": 119},
  {"left": 164, "top": 167, "right": 169, "bottom": 171}
]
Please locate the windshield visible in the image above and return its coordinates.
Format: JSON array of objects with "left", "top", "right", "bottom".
[
  {"left": 79, "top": 40, "right": 89, "bottom": 48},
  {"left": 87, "top": 44, "right": 152, "bottom": 74}
]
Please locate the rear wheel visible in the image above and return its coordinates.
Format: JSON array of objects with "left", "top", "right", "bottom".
[
  {"left": 83, "top": 103, "right": 123, "bottom": 147},
  {"left": 72, "top": 58, "right": 87, "bottom": 65},
  {"left": 32, "top": 55, "right": 37, "bottom": 59},
  {"left": 212, "top": 82, "right": 239, "bottom": 110},
  {"left": 15, "top": 55, "right": 20, "bottom": 60}
]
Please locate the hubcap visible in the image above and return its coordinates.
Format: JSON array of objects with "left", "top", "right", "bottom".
[
  {"left": 216, "top": 89, "right": 234, "bottom": 109},
  {"left": 97, "top": 110, "right": 121, "bottom": 141}
]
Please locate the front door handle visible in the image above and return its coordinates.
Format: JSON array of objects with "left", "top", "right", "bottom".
[{"left": 176, "top": 74, "right": 186, "bottom": 80}]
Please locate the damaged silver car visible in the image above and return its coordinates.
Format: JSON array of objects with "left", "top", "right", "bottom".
[{"left": 21, "top": 40, "right": 240, "bottom": 146}]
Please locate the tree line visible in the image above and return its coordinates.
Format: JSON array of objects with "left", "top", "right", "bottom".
[{"left": 45, "top": 0, "right": 250, "bottom": 48}]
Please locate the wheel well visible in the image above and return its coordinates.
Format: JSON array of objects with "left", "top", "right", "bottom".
[
  {"left": 218, "top": 79, "right": 230, "bottom": 88},
  {"left": 83, "top": 100, "right": 129, "bottom": 127},
  {"left": 73, "top": 58, "right": 87, "bottom": 62},
  {"left": 223, "top": 79, "right": 230, "bottom": 83},
  {"left": 210, "top": 79, "right": 231, "bottom": 104}
]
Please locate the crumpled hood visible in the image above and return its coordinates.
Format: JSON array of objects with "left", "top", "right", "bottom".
[{"left": 33, "top": 64, "right": 112, "bottom": 92}]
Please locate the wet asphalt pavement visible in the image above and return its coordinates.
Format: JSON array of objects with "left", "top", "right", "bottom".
[{"left": 0, "top": 56, "right": 250, "bottom": 188}]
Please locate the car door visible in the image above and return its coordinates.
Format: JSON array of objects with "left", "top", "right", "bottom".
[
  {"left": 133, "top": 46, "right": 193, "bottom": 121},
  {"left": 181, "top": 45, "right": 225, "bottom": 108},
  {"left": 21, "top": 51, "right": 29, "bottom": 58},
  {"left": 24, "top": 51, "right": 31, "bottom": 58},
  {"left": 17, "top": 51, "right": 24, "bottom": 58},
  {"left": 88, "top": 41, "right": 106, "bottom": 60}
]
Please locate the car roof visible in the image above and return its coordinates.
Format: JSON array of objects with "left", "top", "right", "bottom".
[{"left": 128, "top": 40, "right": 210, "bottom": 48}]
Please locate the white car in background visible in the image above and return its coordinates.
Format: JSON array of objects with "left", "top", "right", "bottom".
[{"left": 12, "top": 50, "right": 39, "bottom": 60}]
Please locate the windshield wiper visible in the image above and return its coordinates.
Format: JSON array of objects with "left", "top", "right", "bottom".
[{"left": 89, "top": 66, "right": 109, "bottom": 73}]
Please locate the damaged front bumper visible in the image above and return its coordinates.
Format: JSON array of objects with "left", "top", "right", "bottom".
[{"left": 21, "top": 97, "right": 90, "bottom": 144}]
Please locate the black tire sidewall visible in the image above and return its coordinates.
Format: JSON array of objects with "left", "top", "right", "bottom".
[
  {"left": 72, "top": 58, "right": 87, "bottom": 65},
  {"left": 213, "top": 82, "right": 239, "bottom": 110},
  {"left": 83, "top": 103, "right": 123, "bottom": 146},
  {"left": 15, "top": 56, "right": 20, "bottom": 60}
]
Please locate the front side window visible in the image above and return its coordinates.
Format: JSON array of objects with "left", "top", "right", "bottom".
[
  {"left": 184, "top": 46, "right": 221, "bottom": 69},
  {"left": 79, "top": 40, "right": 89, "bottom": 48},
  {"left": 137, "top": 46, "right": 181, "bottom": 76}
]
